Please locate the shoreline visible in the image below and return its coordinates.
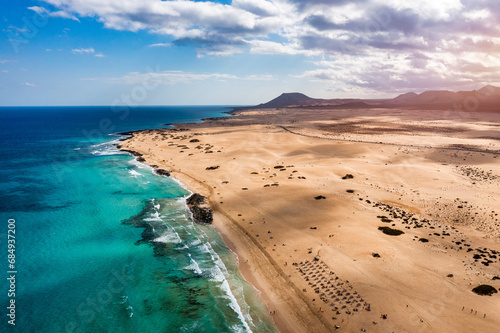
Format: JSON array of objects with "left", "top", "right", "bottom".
[
  {"left": 117, "top": 132, "right": 330, "bottom": 333},
  {"left": 117, "top": 106, "right": 500, "bottom": 332}
]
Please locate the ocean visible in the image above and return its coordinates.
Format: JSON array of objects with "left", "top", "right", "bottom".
[{"left": 0, "top": 106, "right": 276, "bottom": 333}]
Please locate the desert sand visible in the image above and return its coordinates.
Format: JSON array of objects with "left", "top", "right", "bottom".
[{"left": 119, "top": 107, "right": 500, "bottom": 332}]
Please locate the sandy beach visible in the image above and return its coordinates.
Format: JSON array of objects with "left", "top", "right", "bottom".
[{"left": 119, "top": 107, "right": 500, "bottom": 332}]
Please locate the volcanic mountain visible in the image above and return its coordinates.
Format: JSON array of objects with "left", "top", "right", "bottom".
[{"left": 254, "top": 85, "right": 500, "bottom": 110}]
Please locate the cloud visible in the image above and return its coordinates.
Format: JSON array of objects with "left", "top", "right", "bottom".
[
  {"left": 0, "top": 60, "right": 16, "bottom": 64},
  {"left": 95, "top": 52, "right": 105, "bottom": 57},
  {"left": 244, "top": 74, "right": 275, "bottom": 80},
  {"left": 300, "top": 50, "right": 500, "bottom": 95},
  {"left": 249, "top": 40, "right": 320, "bottom": 55},
  {"left": 40, "top": 0, "right": 500, "bottom": 94},
  {"left": 72, "top": 47, "right": 95, "bottom": 54},
  {"left": 86, "top": 70, "right": 277, "bottom": 85},
  {"left": 25, "top": 82, "right": 37, "bottom": 87},
  {"left": 84, "top": 70, "right": 238, "bottom": 85},
  {"left": 28, "top": 6, "right": 80, "bottom": 21},
  {"left": 148, "top": 43, "right": 173, "bottom": 47}
]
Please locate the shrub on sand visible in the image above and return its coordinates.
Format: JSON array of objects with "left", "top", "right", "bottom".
[
  {"left": 472, "top": 285, "right": 497, "bottom": 296},
  {"left": 378, "top": 226, "right": 404, "bottom": 236}
]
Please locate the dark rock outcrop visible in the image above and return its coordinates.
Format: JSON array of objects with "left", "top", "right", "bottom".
[
  {"left": 155, "top": 169, "right": 171, "bottom": 177},
  {"left": 186, "top": 193, "right": 213, "bottom": 224},
  {"left": 121, "top": 149, "right": 143, "bottom": 157}
]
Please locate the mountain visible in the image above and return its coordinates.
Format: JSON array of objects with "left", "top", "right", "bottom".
[
  {"left": 404, "top": 90, "right": 463, "bottom": 104},
  {"left": 477, "top": 85, "right": 500, "bottom": 96},
  {"left": 256, "top": 93, "right": 320, "bottom": 108},
  {"left": 255, "top": 93, "right": 363, "bottom": 108},
  {"left": 254, "top": 85, "right": 500, "bottom": 110},
  {"left": 392, "top": 92, "right": 418, "bottom": 103}
]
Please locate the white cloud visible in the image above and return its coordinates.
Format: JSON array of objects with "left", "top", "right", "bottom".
[
  {"left": 463, "top": 9, "right": 491, "bottom": 21},
  {"left": 25, "top": 82, "right": 37, "bottom": 87},
  {"left": 1, "top": 70, "right": 8, "bottom": 73},
  {"left": 27, "top": 6, "right": 46, "bottom": 15},
  {"left": 72, "top": 47, "right": 95, "bottom": 54},
  {"left": 196, "top": 45, "right": 243, "bottom": 58},
  {"left": 244, "top": 74, "right": 275, "bottom": 80},
  {"left": 148, "top": 43, "right": 172, "bottom": 47},
  {"left": 248, "top": 40, "right": 319, "bottom": 56},
  {"left": 28, "top": 6, "right": 80, "bottom": 21},
  {"left": 0, "top": 59, "right": 16, "bottom": 64},
  {"left": 95, "top": 52, "right": 105, "bottom": 57},
  {"left": 85, "top": 70, "right": 238, "bottom": 85},
  {"left": 40, "top": 0, "right": 500, "bottom": 94}
]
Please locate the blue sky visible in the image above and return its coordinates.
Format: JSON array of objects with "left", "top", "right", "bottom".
[{"left": 1, "top": 0, "right": 499, "bottom": 106}]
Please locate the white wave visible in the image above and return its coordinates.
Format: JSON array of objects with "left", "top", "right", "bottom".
[
  {"left": 128, "top": 158, "right": 150, "bottom": 169},
  {"left": 154, "top": 233, "right": 182, "bottom": 244},
  {"left": 91, "top": 148, "right": 122, "bottom": 156},
  {"left": 89, "top": 140, "right": 125, "bottom": 156},
  {"left": 90, "top": 143, "right": 124, "bottom": 156},
  {"left": 144, "top": 211, "right": 162, "bottom": 222},
  {"left": 174, "top": 244, "right": 189, "bottom": 251},
  {"left": 154, "top": 227, "right": 182, "bottom": 244},
  {"left": 128, "top": 170, "right": 142, "bottom": 178},
  {"left": 188, "top": 239, "right": 202, "bottom": 247},
  {"left": 200, "top": 240, "right": 254, "bottom": 331},
  {"left": 126, "top": 306, "right": 133, "bottom": 318},
  {"left": 184, "top": 254, "right": 203, "bottom": 275},
  {"left": 113, "top": 295, "right": 128, "bottom": 305}
]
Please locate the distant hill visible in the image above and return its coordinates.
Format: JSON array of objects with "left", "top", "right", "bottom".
[
  {"left": 256, "top": 93, "right": 319, "bottom": 108},
  {"left": 391, "top": 90, "right": 463, "bottom": 104},
  {"left": 254, "top": 85, "right": 500, "bottom": 110},
  {"left": 392, "top": 92, "right": 418, "bottom": 103},
  {"left": 255, "top": 92, "right": 362, "bottom": 108},
  {"left": 477, "top": 85, "right": 500, "bottom": 96}
]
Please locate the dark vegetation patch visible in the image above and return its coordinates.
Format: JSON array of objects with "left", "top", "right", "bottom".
[
  {"left": 378, "top": 226, "right": 404, "bottom": 236},
  {"left": 419, "top": 238, "right": 429, "bottom": 243},
  {"left": 346, "top": 189, "right": 355, "bottom": 193},
  {"left": 206, "top": 166, "right": 220, "bottom": 170},
  {"left": 314, "top": 195, "right": 326, "bottom": 200},
  {"left": 342, "top": 174, "right": 354, "bottom": 180},
  {"left": 472, "top": 285, "right": 497, "bottom": 296},
  {"left": 377, "top": 215, "right": 393, "bottom": 223}
]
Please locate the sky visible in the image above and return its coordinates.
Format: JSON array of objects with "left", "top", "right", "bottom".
[{"left": 1, "top": 0, "right": 500, "bottom": 106}]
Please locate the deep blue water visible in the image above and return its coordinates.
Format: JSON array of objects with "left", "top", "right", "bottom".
[{"left": 0, "top": 106, "right": 276, "bottom": 333}]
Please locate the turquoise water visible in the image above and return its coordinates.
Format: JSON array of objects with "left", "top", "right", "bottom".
[{"left": 0, "top": 106, "right": 276, "bottom": 333}]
